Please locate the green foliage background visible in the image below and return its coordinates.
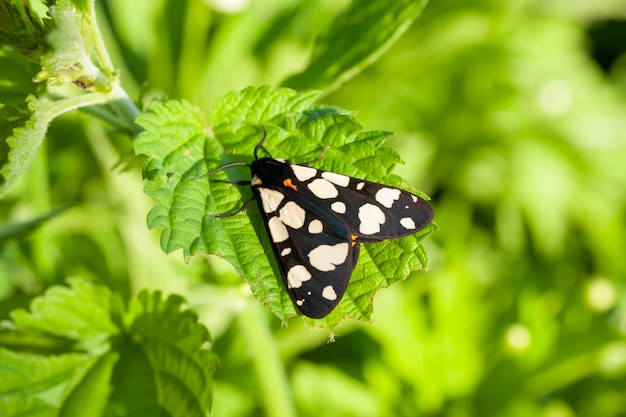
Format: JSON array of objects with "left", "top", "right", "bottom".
[{"left": 2, "top": 0, "right": 626, "bottom": 416}]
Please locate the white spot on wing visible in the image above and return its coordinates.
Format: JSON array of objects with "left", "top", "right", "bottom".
[
  {"left": 308, "top": 243, "right": 349, "bottom": 271},
  {"left": 251, "top": 175, "right": 262, "bottom": 186},
  {"left": 268, "top": 216, "right": 289, "bottom": 242},
  {"left": 375, "top": 188, "right": 401, "bottom": 208},
  {"left": 287, "top": 265, "right": 312, "bottom": 288},
  {"left": 296, "top": 299, "right": 305, "bottom": 306},
  {"left": 400, "top": 217, "right": 416, "bottom": 230},
  {"left": 258, "top": 188, "right": 284, "bottom": 213},
  {"left": 279, "top": 201, "right": 306, "bottom": 229},
  {"left": 411, "top": 195, "right": 418, "bottom": 203},
  {"left": 331, "top": 201, "right": 346, "bottom": 214},
  {"left": 322, "top": 172, "right": 350, "bottom": 187},
  {"left": 356, "top": 182, "right": 365, "bottom": 190},
  {"left": 358, "top": 203, "right": 385, "bottom": 235},
  {"left": 308, "top": 178, "right": 338, "bottom": 199},
  {"left": 322, "top": 285, "right": 338, "bottom": 301},
  {"left": 281, "top": 247, "right": 292, "bottom": 256},
  {"left": 291, "top": 165, "right": 317, "bottom": 181},
  {"left": 308, "top": 219, "right": 323, "bottom": 234}
]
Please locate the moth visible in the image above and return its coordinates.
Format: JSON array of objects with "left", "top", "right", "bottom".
[{"left": 199, "top": 131, "right": 434, "bottom": 318}]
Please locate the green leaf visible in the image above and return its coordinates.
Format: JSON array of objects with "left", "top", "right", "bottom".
[
  {"left": 9, "top": 277, "right": 120, "bottom": 352},
  {"left": 0, "top": 96, "right": 50, "bottom": 199},
  {"left": 0, "top": 105, "right": 28, "bottom": 182},
  {"left": 135, "top": 86, "right": 435, "bottom": 328},
  {"left": 0, "top": 90, "right": 131, "bottom": 199},
  {"left": 59, "top": 351, "right": 118, "bottom": 417},
  {"left": 1, "top": 279, "right": 218, "bottom": 416},
  {"left": 0, "top": 51, "right": 42, "bottom": 106},
  {"left": 109, "top": 292, "right": 218, "bottom": 417},
  {"left": 283, "top": 0, "right": 428, "bottom": 92},
  {"left": 0, "top": 347, "right": 96, "bottom": 417},
  {"left": 0, "top": 0, "right": 51, "bottom": 61}
]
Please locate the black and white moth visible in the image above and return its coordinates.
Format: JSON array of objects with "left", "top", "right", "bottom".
[{"left": 199, "top": 133, "right": 434, "bottom": 318}]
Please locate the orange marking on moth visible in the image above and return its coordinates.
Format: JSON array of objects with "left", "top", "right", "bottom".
[
  {"left": 283, "top": 178, "right": 298, "bottom": 191},
  {"left": 351, "top": 235, "right": 358, "bottom": 246}
]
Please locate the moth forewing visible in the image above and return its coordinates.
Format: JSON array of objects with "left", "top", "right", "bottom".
[{"left": 251, "top": 165, "right": 359, "bottom": 318}]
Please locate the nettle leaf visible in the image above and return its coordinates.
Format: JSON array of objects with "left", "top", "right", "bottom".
[
  {"left": 0, "top": 0, "right": 51, "bottom": 61},
  {"left": 284, "top": 0, "right": 428, "bottom": 92},
  {"left": 111, "top": 291, "right": 218, "bottom": 417},
  {"left": 0, "top": 96, "right": 49, "bottom": 198},
  {"left": 0, "top": 52, "right": 42, "bottom": 105},
  {"left": 0, "top": 348, "right": 95, "bottom": 417},
  {"left": 1, "top": 278, "right": 218, "bottom": 416},
  {"left": 9, "top": 278, "right": 120, "bottom": 351},
  {"left": 135, "top": 86, "right": 436, "bottom": 328}
]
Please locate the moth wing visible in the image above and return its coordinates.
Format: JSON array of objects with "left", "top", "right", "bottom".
[
  {"left": 293, "top": 165, "right": 434, "bottom": 243},
  {"left": 254, "top": 185, "right": 360, "bottom": 318}
]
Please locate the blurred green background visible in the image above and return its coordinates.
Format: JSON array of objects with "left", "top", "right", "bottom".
[{"left": 2, "top": 0, "right": 626, "bottom": 416}]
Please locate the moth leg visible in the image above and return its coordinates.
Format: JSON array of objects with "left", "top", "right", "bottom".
[
  {"left": 212, "top": 179, "right": 251, "bottom": 186},
  {"left": 301, "top": 145, "right": 329, "bottom": 166},
  {"left": 214, "top": 196, "right": 256, "bottom": 218},
  {"left": 193, "top": 161, "right": 248, "bottom": 180}
]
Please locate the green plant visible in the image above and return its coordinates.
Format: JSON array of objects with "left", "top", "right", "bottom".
[
  {"left": 1, "top": 0, "right": 435, "bottom": 415},
  {"left": 3, "top": 0, "right": 626, "bottom": 416}
]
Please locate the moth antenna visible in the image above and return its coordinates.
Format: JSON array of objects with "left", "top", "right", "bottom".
[
  {"left": 193, "top": 161, "right": 248, "bottom": 180},
  {"left": 214, "top": 196, "right": 256, "bottom": 218},
  {"left": 301, "top": 145, "right": 330, "bottom": 166},
  {"left": 212, "top": 179, "right": 252, "bottom": 186},
  {"left": 254, "top": 125, "right": 269, "bottom": 160}
]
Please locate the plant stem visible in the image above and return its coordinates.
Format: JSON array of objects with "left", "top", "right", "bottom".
[
  {"left": 239, "top": 302, "right": 297, "bottom": 417},
  {"left": 44, "top": 84, "right": 141, "bottom": 135},
  {"left": 87, "top": 0, "right": 115, "bottom": 73}
]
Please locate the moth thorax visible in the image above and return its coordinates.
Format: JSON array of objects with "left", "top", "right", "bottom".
[{"left": 251, "top": 175, "right": 262, "bottom": 186}]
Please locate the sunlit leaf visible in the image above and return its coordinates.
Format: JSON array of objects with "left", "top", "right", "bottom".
[
  {"left": 284, "top": 0, "right": 428, "bottom": 92},
  {"left": 1, "top": 279, "right": 218, "bottom": 417},
  {"left": 0, "top": 96, "right": 49, "bottom": 199},
  {"left": 135, "top": 86, "right": 435, "bottom": 328}
]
